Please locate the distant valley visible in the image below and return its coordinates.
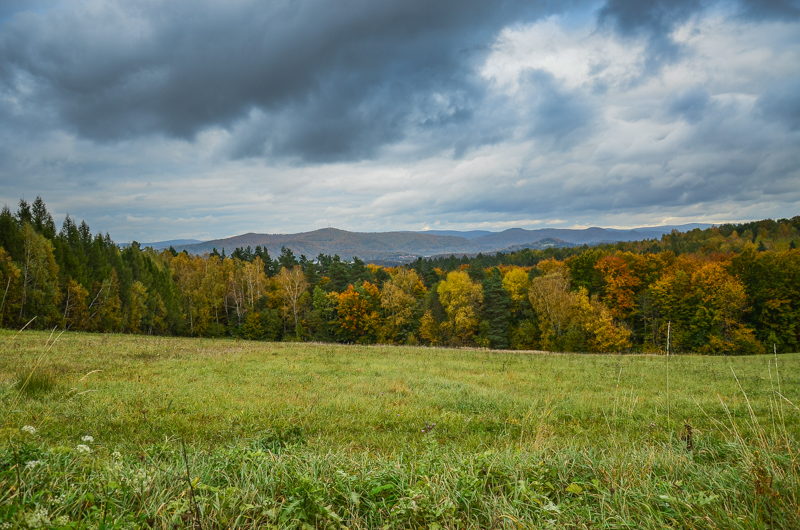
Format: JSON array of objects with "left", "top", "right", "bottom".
[{"left": 139, "top": 224, "right": 712, "bottom": 262}]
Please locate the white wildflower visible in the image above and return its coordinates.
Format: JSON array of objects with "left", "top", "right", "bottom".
[
  {"left": 112, "top": 451, "right": 122, "bottom": 459},
  {"left": 127, "top": 467, "right": 153, "bottom": 494},
  {"left": 24, "top": 507, "right": 50, "bottom": 528},
  {"left": 0, "top": 522, "right": 11, "bottom": 530},
  {"left": 76, "top": 444, "right": 92, "bottom": 454},
  {"left": 25, "top": 460, "right": 42, "bottom": 470},
  {"left": 81, "top": 435, "right": 94, "bottom": 443},
  {"left": 21, "top": 425, "right": 36, "bottom": 435},
  {"left": 52, "top": 492, "right": 68, "bottom": 505},
  {"left": 54, "top": 515, "right": 70, "bottom": 525}
]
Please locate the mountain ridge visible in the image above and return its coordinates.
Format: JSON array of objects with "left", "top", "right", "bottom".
[{"left": 159, "top": 224, "right": 712, "bottom": 262}]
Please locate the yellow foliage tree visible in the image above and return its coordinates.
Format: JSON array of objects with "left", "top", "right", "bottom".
[
  {"left": 528, "top": 266, "right": 574, "bottom": 350},
  {"left": 502, "top": 266, "right": 530, "bottom": 307},
  {"left": 63, "top": 279, "right": 90, "bottom": 331},
  {"left": 127, "top": 280, "right": 148, "bottom": 333},
  {"left": 276, "top": 265, "right": 309, "bottom": 338},
  {"left": 0, "top": 247, "right": 21, "bottom": 327},
  {"left": 583, "top": 297, "right": 632, "bottom": 352},
  {"left": 381, "top": 268, "right": 425, "bottom": 342},
  {"left": 437, "top": 270, "right": 483, "bottom": 345},
  {"left": 650, "top": 257, "right": 762, "bottom": 354},
  {"left": 529, "top": 265, "right": 630, "bottom": 352}
]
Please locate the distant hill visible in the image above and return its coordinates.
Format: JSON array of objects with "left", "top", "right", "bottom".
[
  {"left": 180, "top": 228, "right": 480, "bottom": 261},
  {"left": 502, "top": 238, "right": 577, "bottom": 251},
  {"left": 173, "top": 224, "right": 712, "bottom": 262},
  {"left": 123, "top": 239, "right": 203, "bottom": 250},
  {"left": 419, "top": 230, "right": 494, "bottom": 240}
]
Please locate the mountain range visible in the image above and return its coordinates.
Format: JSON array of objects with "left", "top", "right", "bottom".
[{"left": 138, "top": 223, "right": 711, "bottom": 262}]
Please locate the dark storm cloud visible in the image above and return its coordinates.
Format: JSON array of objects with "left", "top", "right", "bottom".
[
  {"left": 598, "top": 0, "right": 800, "bottom": 73},
  {"left": 664, "top": 85, "right": 712, "bottom": 123},
  {"left": 0, "top": 0, "right": 580, "bottom": 162},
  {"left": 597, "top": 0, "right": 703, "bottom": 71},
  {"left": 598, "top": 0, "right": 704, "bottom": 36},
  {"left": 756, "top": 77, "right": 800, "bottom": 130},
  {"left": 737, "top": 0, "right": 800, "bottom": 20},
  {"left": 521, "top": 70, "right": 595, "bottom": 143}
]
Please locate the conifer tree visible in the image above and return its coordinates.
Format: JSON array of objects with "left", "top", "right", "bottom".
[{"left": 480, "top": 268, "right": 511, "bottom": 349}]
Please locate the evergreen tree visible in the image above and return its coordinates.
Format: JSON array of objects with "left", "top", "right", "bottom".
[
  {"left": 327, "top": 256, "right": 349, "bottom": 292},
  {"left": 278, "top": 246, "right": 298, "bottom": 269},
  {"left": 0, "top": 206, "right": 22, "bottom": 260},
  {"left": 16, "top": 199, "right": 32, "bottom": 226},
  {"left": 254, "top": 246, "right": 274, "bottom": 275},
  {"left": 32, "top": 196, "right": 56, "bottom": 239},
  {"left": 348, "top": 256, "right": 372, "bottom": 286},
  {"left": 480, "top": 268, "right": 511, "bottom": 349}
]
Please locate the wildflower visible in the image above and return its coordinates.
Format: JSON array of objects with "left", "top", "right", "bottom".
[
  {"left": 25, "top": 460, "right": 42, "bottom": 470},
  {"left": 53, "top": 493, "right": 68, "bottom": 505},
  {"left": 22, "top": 425, "right": 36, "bottom": 435},
  {"left": 24, "top": 507, "right": 50, "bottom": 529},
  {"left": 81, "top": 435, "right": 94, "bottom": 443},
  {"left": 54, "top": 516, "right": 70, "bottom": 526},
  {"left": 112, "top": 451, "right": 122, "bottom": 459},
  {"left": 76, "top": 444, "right": 92, "bottom": 454}
]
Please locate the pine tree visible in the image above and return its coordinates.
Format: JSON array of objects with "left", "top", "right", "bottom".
[
  {"left": 278, "top": 246, "right": 297, "bottom": 269},
  {"left": 480, "top": 268, "right": 511, "bottom": 349}
]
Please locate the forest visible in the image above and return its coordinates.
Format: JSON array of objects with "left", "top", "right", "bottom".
[{"left": 1, "top": 197, "right": 799, "bottom": 354}]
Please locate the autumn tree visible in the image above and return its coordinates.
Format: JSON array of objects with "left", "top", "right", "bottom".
[
  {"left": 651, "top": 258, "right": 762, "bottom": 354},
  {"left": 276, "top": 265, "right": 309, "bottom": 339},
  {"left": 0, "top": 248, "right": 21, "bottom": 327},
  {"left": 63, "top": 279, "right": 90, "bottom": 331},
  {"left": 337, "top": 281, "right": 381, "bottom": 343},
  {"left": 127, "top": 280, "right": 148, "bottom": 333},
  {"left": 19, "top": 224, "right": 60, "bottom": 326},
  {"left": 91, "top": 270, "right": 122, "bottom": 332},
  {"left": 730, "top": 247, "right": 800, "bottom": 352},
  {"left": 528, "top": 261, "right": 575, "bottom": 350},
  {"left": 380, "top": 268, "right": 425, "bottom": 343},
  {"left": 583, "top": 297, "right": 631, "bottom": 352},
  {"left": 437, "top": 270, "right": 483, "bottom": 345},
  {"left": 501, "top": 266, "right": 530, "bottom": 312},
  {"left": 596, "top": 255, "right": 640, "bottom": 319}
]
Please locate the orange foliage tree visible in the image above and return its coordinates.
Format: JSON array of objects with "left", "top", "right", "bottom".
[{"left": 336, "top": 281, "right": 381, "bottom": 343}]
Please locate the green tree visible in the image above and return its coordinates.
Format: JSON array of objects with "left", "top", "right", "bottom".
[
  {"left": 19, "top": 224, "right": 60, "bottom": 326},
  {"left": 478, "top": 268, "right": 511, "bottom": 349}
]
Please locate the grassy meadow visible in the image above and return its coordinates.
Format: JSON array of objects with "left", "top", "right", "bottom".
[{"left": 1, "top": 330, "right": 799, "bottom": 529}]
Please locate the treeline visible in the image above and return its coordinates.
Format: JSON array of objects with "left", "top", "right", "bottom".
[{"left": 1, "top": 197, "right": 798, "bottom": 353}]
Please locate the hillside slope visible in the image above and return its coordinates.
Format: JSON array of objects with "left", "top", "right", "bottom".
[{"left": 174, "top": 224, "right": 712, "bottom": 261}]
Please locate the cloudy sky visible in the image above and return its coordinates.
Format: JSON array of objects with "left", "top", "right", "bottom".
[{"left": 1, "top": 0, "right": 799, "bottom": 242}]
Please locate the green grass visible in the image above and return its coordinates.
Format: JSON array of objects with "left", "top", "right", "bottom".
[{"left": 1, "top": 330, "right": 798, "bottom": 528}]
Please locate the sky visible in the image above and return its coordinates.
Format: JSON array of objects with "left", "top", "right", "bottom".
[{"left": 1, "top": 0, "right": 799, "bottom": 243}]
